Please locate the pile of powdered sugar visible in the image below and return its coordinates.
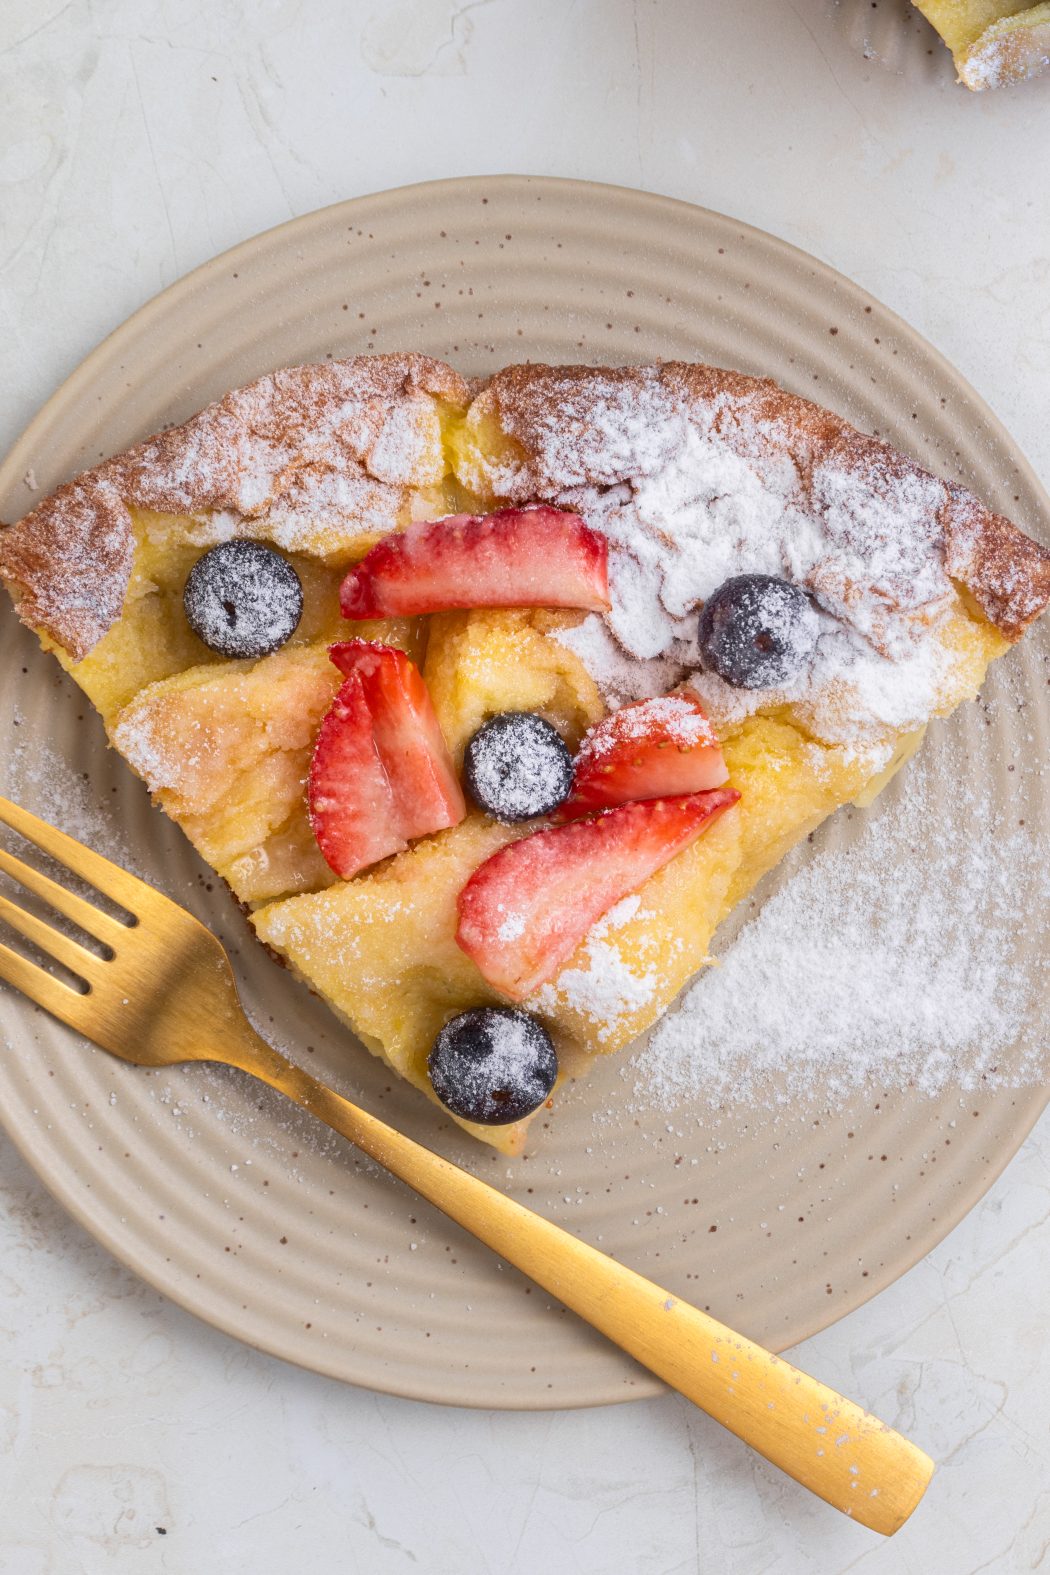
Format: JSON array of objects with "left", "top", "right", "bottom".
[
  {"left": 542, "top": 390, "right": 963, "bottom": 759},
  {"left": 625, "top": 749, "right": 1048, "bottom": 1113}
]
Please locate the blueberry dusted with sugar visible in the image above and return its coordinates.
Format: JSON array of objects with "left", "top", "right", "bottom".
[
  {"left": 428, "top": 1007, "right": 558, "bottom": 1125},
  {"left": 464, "top": 712, "right": 574, "bottom": 823},
  {"left": 184, "top": 540, "right": 303, "bottom": 659},
  {"left": 698, "top": 574, "right": 818, "bottom": 690}
]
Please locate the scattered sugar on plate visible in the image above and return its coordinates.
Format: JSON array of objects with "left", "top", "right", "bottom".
[
  {"left": 5, "top": 729, "right": 144, "bottom": 874},
  {"left": 627, "top": 748, "right": 1048, "bottom": 1113}
]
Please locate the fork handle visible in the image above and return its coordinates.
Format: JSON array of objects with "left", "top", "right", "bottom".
[{"left": 233, "top": 1043, "right": 931, "bottom": 1534}]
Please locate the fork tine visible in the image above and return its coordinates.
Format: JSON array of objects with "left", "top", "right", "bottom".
[
  {"left": 0, "top": 934, "right": 90, "bottom": 1030},
  {"left": 0, "top": 795, "right": 162, "bottom": 919},
  {"left": 0, "top": 890, "right": 103, "bottom": 982},
  {"left": 0, "top": 844, "right": 128, "bottom": 944}
]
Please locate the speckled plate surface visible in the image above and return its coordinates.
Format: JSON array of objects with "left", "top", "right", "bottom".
[{"left": 0, "top": 176, "right": 1047, "bottom": 1408}]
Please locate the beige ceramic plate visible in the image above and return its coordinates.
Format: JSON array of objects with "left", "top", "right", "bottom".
[{"left": 0, "top": 177, "right": 1047, "bottom": 1408}]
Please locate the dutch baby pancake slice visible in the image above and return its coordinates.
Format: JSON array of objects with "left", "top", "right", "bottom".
[{"left": 3, "top": 357, "right": 1048, "bottom": 1153}]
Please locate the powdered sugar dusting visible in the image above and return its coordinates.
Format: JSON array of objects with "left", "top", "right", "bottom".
[
  {"left": 479, "top": 373, "right": 975, "bottom": 752},
  {"left": 429, "top": 1008, "right": 557, "bottom": 1124},
  {"left": 554, "top": 615, "right": 686, "bottom": 708},
  {"left": 581, "top": 694, "right": 717, "bottom": 758},
  {"left": 182, "top": 541, "right": 303, "bottom": 658},
  {"left": 497, "top": 911, "right": 526, "bottom": 942},
  {"left": 0, "top": 355, "right": 468, "bottom": 660},
  {"left": 124, "top": 356, "right": 464, "bottom": 553},
  {"left": 531, "top": 895, "right": 660, "bottom": 1044},
  {"left": 6, "top": 728, "right": 145, "bottom": 874},
  {"left": 464, "top": 712, "right": 573, "bottom": 822},
  {"left": 959, "top": 24, "right": 1050, "bottom": 90},
  {"left": 628, "top": 751, "right": 1049, "bottom": 1111}
]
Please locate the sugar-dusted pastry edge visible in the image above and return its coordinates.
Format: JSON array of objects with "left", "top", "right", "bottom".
[
  {"left": 4, "top": 357, "right": 1049, "bottom": 664},
  {"left": 912, "top": 1, "right": 1050, "bottom": 90},
  {"left": 468, "top": 361, "right": 1050, "bottom": 642},
  {"left": 957, "top": 6, "right": 1050, "bottom": 89},
  {"left": 0, "top": 353, "right": 470, "bottom": 660}
]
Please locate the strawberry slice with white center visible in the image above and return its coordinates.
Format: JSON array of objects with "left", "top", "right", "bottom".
[
  {"left": 329, "top": 640, "right": 465, "bottom": 842},
  {"left": 308, "top": 673, "right": 407, "bottom": 879},
  {"left": 556, "top": 692, "right": 729, "bottom": 821},
  {"left": 309, "top": 642, "right": 465, "bottom": 879},
  {"left": 456, "top": 788, "right": 740, "bottom": 1000},
  {"left": 339, "top": 506, "right": 610, "bottom": 619}
]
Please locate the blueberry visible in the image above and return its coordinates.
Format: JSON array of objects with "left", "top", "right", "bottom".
[
  {"left": 183, "top": 540, "right": 304, "bottom": 659},
  {"left": 464, "top": 712, "right": 574, "bottom": 822},
  {"left": 697, "top": 574, "right": 818, "bottom": 689},
  {"left": 428, "top": 1007, "right": 558, "bottom": 1125}
]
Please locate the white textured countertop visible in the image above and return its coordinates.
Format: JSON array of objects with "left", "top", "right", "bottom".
[{"left": 2, "top": 2, "right": 1048, "bottom": 1570}]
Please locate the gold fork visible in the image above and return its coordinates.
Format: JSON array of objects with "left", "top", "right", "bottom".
[{"left": 0, "top": 792, "right": 932, "bottom": 1534}]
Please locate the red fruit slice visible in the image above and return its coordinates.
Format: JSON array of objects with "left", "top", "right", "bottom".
[
  {"left": 339, "top": 506, "right": 610, "bottom": 619},
  {"left": 456, "top": 788, "right": 740, "bottom": 1000},
  {"left": 556, "top": 693, "right": 729, "bottom": 820},
  {"left": 329, "top": 640, "right": 465, "bottom": 841},
  {"left": 309, "top": 642, "right": 465, "bottom": 879},
  {"left": 308, "top": 673, "right": 407, "bottom": 879}
]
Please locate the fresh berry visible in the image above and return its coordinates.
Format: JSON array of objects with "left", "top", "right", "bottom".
[
  {"left": 309, "top": 643, "right": 465, "bottom": 879},
  {"left": 308, "top": 674, "right": 407, "bottom": 879},
  {"left": 456, "top": 788, "right": 740, "bottom": 1000},
  {"left": 339, "top": 506, "right": 610, "bottom": 619},
  {"left": 184, "top": 540, "right": 303, "bottom": 659},
  {"left": 464, "top": 713, "right": 574, "bottom": 823},
  {"left": 697, "top": 574, "right": 818, "bottom": 689},
  {"left": 428, "top": 1007, "right": 558, "bottom": 1124},
  {"left": 329, "top": 641, "right": 465, "bottom": 842},
  {"left": 556, "top": 693, "right": 727, "bottom": 820}
]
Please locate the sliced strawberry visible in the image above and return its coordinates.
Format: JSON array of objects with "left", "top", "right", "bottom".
[
  {"left": 309, "top": 643, "right": 465, "bottom": 879},
  {"left": 308, "top": 673, "right": 407, "bottom": 879},
  {"left": 329, "top": 640, "right": 465, "bottom": 840},
  {"left": 456, "top": 788, "right": 740, "bottom": 1000},
  {"left": 556, "top": 693, "right": 729, "bottom": 820},
  {"left": 339, "top": 506, "right": 610, "bottom": 619}
]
